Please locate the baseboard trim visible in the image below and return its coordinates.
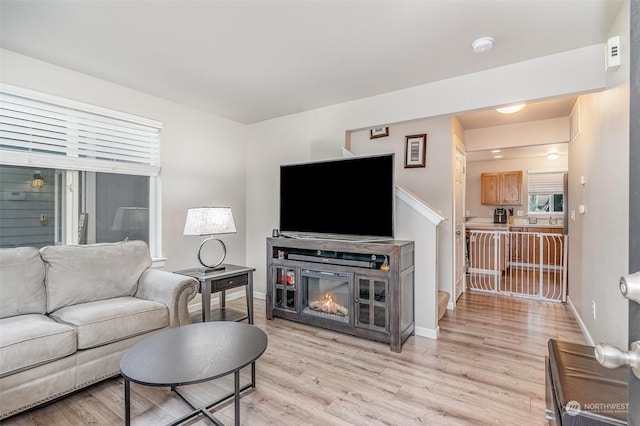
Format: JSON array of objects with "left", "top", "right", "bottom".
[
  {"left": 415, "top": 325, "right": 439, "bottom": 340},
  {"left": 567, "top": 296, "right": 595, "bottom": 346}
]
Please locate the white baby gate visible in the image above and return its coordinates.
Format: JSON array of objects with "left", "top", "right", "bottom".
[{"left": 467, "top": 229, "right": 567, "bottom": 302}]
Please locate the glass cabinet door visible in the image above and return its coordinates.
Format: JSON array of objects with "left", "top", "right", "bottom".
[
  {"left": 355, "top": 276, "right": 388, "bottom": 331},
  {"left": 274, "top": 266, "right": 297, "bottom": 311}
]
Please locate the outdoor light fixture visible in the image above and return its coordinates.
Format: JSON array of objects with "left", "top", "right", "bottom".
[
  {"left": 183, "top": 207, "right": 237, "bottom": 272},
  {"left": 32, "top": 171, "right": 44, "bottom": 188}
]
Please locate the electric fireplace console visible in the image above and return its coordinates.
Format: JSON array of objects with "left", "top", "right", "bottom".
[{"left": 266, "top": 237, "right": 415, "bottom": 352}]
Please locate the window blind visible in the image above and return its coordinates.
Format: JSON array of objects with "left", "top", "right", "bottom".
[
  {"left": 527, "top": 171, "right": 565, "bottom": 194},
  {"left": 0, "top": 85, "right": 161, "bottom": 176}
]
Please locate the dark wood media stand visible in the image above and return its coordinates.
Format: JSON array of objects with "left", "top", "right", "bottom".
[{"left": 266, "top": 237, "right": 415, "bottom": 352}]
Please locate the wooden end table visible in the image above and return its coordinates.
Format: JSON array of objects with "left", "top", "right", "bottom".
[{"left": 175, "top": 264, "right": 255, "bottom": 324}]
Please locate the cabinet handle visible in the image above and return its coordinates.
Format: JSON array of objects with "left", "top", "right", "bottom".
[{"left": 354, "top": 298, "right": 359, "bottom": 303}]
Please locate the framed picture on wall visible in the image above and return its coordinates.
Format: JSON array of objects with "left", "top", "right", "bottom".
[
  {"left": 370, "top": 126, "right": 389, "bottom": 139},
  {"left": 404, "top": 134, "right": 427, "bottom": 168}
]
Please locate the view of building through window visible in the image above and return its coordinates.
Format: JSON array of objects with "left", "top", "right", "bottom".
[{"left": 0, "top": 165, "right": 149, "bottom": 248}]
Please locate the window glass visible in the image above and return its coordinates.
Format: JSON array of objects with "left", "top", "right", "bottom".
[
  {"left": 528, "top": 193, "right": 564, "bottom": 213},
  {"left": 0, "top": 165, "right": 55, "bottom": 248},
  {"left": 0, "top": 165, "right": 150, "bottom": 248},
  {"left": 94, "top": 173, "right": 149, "bottom": 243}
]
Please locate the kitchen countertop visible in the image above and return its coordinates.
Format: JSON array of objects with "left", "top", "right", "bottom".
[{"left": 466, "top": 222, "right": 564, "bottom": 230}]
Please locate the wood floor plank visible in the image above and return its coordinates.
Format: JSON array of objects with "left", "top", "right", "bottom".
[{"left": 2, "top": 291, "right": 586, "bottom": 425}]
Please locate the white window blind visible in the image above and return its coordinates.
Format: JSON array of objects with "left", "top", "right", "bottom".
[
  {"left": 527, "top": 171, "right": 565, "bottom": 194},
  {"left": 0, "top": 85, "right": 161, "bottom": 176}
]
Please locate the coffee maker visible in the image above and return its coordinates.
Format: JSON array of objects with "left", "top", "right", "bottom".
[{"left": 494, "top": 208, "right": 507, "bottom": 224}]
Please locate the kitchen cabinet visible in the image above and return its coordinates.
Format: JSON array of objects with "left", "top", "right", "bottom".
[{"left": 481, "top": 171, "right": 523, "bottom": 205}]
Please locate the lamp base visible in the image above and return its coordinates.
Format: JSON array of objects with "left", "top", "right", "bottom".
[
  {"left": 197, "top": 237, "right": 227, "bottom": 271},
  {"left": 196, "top": 265, "right": 226, "bottom": 274}
]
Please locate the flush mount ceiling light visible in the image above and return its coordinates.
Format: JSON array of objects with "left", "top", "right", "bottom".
[
  {"left": 491, "top": 149, "right": 501, "bottom": 153},
  {"left": 547, "top": 153, "right": 559, "bottom": 160},
  {"left": 472, "top": 36, "right": 494, "bottom": 53},
  {"left": 496, "top": 103, "right": 526, "bottom": 114}
]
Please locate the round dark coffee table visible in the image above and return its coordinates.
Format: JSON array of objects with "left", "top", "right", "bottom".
[{"left": 120, "top": 322, "right": 268, "bottom": 426}]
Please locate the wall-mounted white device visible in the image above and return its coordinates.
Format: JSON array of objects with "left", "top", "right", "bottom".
[{"left": 606, "top": 36, "right": 621, "bottom": 71}]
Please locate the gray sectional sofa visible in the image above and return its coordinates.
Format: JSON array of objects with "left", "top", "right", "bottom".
[{"left": 0, "top": 241, "right": 199, "bottom": 420}]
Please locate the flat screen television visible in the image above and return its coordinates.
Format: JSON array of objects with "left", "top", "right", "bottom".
[{"left": 279, "top": 154, "right": 394, "bottom": 240}]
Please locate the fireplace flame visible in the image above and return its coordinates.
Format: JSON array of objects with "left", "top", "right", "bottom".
[{"left": 309, "top": 293, "right": 348, "bottom": 316}]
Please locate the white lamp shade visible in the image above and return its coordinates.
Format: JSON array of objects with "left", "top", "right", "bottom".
[{"left": 183, "top": 207, "right": 237, "bottom": 236}]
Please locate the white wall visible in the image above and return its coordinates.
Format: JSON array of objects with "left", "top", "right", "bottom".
[
  {"left": 395, "top": 195, "right": 439, "bottom": 335},
  {"left": 567, "top": 0, "right": 630, "bottom": 349},
  {"left": 0, "top": 49, "right": 248, "bottom": 272},
  {"left": 466, "top": 155, "right": 569, "bottom": 220}
]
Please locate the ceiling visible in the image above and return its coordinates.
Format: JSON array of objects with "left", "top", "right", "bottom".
[
  {"left": 456, "top": 97, "right": 577, "bottom": 130},
  {"left": 465, "top": 142, "right": 569, "bottom": 162},
  {"left": 0, "top": 1, "right": 624, "bottom": 125}
]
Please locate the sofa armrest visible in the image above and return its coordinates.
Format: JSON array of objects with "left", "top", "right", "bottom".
[{"left": 135, "top": 269, "right": 199, "bottom": 327}]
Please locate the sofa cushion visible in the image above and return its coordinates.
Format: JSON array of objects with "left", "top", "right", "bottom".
[
  {"left": 41, "top": 241, "right": 152, "bottom": 312},
  {"left": 0, "top": 247, "right": 46, "bottom": 319},
  {"left": 0, "top": 314, "right": 76, "bottom": 377},
  {"left": 49, "top": 296, "right": 169, "bottom": 350}
]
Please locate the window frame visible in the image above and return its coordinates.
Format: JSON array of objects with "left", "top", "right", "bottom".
[
  {"left": 527, "top": 169, "right": 567, "bottom": 216},
  {"left": 0, "top": 84, "right": 164, "bottom": 265}
]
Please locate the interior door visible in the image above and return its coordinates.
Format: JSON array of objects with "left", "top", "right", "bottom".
[
  {"left": 596, "top": 5, "right": 639, "bottom": 422},
  {"left": 454, "top": 146, "right": 466, "bottom": 302}
]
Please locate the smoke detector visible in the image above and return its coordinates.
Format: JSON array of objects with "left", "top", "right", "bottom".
[{"left": 472, "top": 37, "right": 494, "bottom": 53}]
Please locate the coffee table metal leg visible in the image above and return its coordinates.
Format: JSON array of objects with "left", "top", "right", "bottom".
[
  {"left": 124, "top": 378, "right": 131, "bottom": 426},
  {"left": 234, "top": 370, "right": 240, "bottom": 426}
]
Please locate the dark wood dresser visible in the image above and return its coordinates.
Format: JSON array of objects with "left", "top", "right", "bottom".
[{"left": 546, "top": 339, "right": 628, "bottom": 425}]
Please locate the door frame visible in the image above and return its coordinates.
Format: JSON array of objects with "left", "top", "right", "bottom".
[{"left": 628, "top": 0, "right": 639, "bottom": 421}]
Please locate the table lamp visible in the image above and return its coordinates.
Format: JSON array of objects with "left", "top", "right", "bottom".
[{"left": 183, "top": 207, "right": 236, "bottom": 272}]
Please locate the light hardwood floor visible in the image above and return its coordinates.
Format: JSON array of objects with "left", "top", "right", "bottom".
[{"left": 3, "top": 291, "right": 586, "bottom": 425}]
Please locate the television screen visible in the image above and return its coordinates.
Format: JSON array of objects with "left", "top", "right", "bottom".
[{"left": 279, "top": 154, "right": 394, "bottom": 239}]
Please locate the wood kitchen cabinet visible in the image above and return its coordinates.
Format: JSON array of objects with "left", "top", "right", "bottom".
[{"left": 481, "top": 171, "right": 523, "bottom": 205}]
